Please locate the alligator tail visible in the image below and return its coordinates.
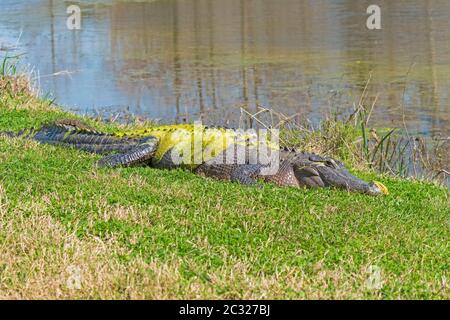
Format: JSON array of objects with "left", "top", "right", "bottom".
[
  {"left": 1, "top": 123, "right": 144, "bottom": 155},
  {"left": 32, "top": 124, "right": 146, "bottom": 154}
]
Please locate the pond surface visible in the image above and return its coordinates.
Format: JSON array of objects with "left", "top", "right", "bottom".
[{"left": 0, "top": 0, "right": 449, "bottom": 136}]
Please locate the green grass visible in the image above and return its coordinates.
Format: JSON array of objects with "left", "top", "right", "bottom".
[{"left": 0, "top": 75, "right": 448, "bottom": 299}]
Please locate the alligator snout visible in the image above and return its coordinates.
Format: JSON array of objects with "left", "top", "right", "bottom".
[{"left": 368, "top": 181, "right": 389, "bottom": 196}]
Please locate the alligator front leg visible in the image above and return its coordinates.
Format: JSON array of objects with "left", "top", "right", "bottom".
[
  {"left": 96, "top": 136, "right": 159, "bottom": 168},
  {"left": 293, "top": 166, "right": 326, "bottom": 188}
]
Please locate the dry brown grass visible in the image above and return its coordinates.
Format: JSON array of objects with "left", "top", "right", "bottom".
[{"left": 0, "top": 75, "right": 33, "bottom": 98}]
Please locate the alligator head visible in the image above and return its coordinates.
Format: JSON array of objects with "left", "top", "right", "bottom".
[{"left": 289, "top": 153, "right": 388, "bottom": 196}]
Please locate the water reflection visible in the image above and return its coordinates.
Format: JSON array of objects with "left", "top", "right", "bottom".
[{"left": 0, "top": 0, "right": 448, "bottom": 135}]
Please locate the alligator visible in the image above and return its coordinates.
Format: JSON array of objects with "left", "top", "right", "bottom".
[{"left": 1, "top": 119, "right": 388, "bottom": 196}]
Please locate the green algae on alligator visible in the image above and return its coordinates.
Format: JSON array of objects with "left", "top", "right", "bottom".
[{"left": 2, "top": 118, "right": 388, "bottom": 196}]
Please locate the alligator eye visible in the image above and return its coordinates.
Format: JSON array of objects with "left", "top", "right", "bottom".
[{"left": 325, "top": 159, "right": 338, "bottom": 168}]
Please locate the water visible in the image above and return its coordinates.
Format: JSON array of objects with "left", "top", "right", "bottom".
[{"left": 0, "top": 0, "right": 449, "bottom": 137}]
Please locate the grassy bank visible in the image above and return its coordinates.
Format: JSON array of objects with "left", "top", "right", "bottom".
[{"left": 0, "top": 72, "right": 448, "bottom": 299}]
